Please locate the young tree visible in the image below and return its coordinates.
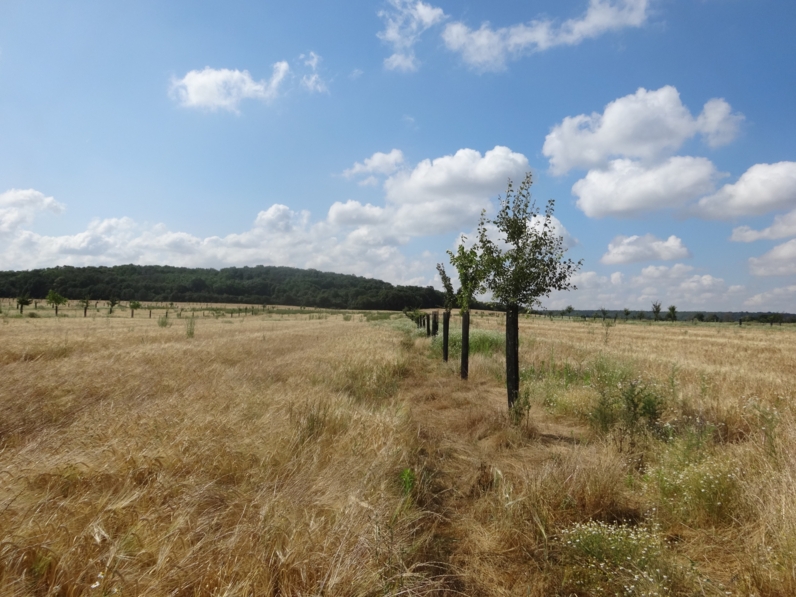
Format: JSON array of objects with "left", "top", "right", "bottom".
[
  {"left": 16, "top": 295, "right": 31, "bottom": 314},
  {"left": 598, "top": 306, "right": 608, "bottom": 320},
  {"left": 46, "top": 290, "right": 67, "bottom": 316},
  {"left": 108, "top": 297, "right": 119, "bottom": 315},
  {"left": 623, "top": 308, "right": 631, "bottom": 321},
  {"left": 667, "top": 305, "right": 678, "bottom": 322},
  {"left": 651, "top": 301, "right": 662, "bottom": 321},
  {"left": 129, "top": 301, "right": 142, "bottom": 318},
  {"left": 477, "top": 173, "right": 581, "bottom": 410},
  {"left": 78, "top": 297, "right": 91, "bottom": 318},
  {"left": 564, "top": 305, "right": 574, "bottom": 319},
  {"left": 436, "top": 263, "right": 457, "bottom": 363},
  {"left": 448, "top": 242, "right": 485, "bottom": 380}
]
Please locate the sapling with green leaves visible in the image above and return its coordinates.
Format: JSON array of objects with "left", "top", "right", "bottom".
[
  {"left": 436, "top": 263, "right": 457, "bottom": 363},
  {"left": 16, "top": 295, "right": 31, "bottom": 314},
  {"left": 477, "top": 172, "right": 581, "bottom": 410},
  {"left": 108, "top": 297, "right": 119, "bottom": 315},
  {"left": 667, "top": 304, "right": 678, "bottom": 322},
  {"left": 651, "top": 301, "right": 662, "bottom": 321},
  {"left": 45, "top": 290, "right": 67, "bottom": 316},
  {"left": 78, "top": 297, "right": 91, "bottom": 318},
  {"left": 448, "top": 242, "right": 485, "bottom": 380},
  {"left": 129, "top": 301, "right": 142, "bottom": 318}
]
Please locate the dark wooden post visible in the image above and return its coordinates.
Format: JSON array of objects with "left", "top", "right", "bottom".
[
  {"left": 432, "top": 311, "right": 438, "bottom": 336},
  {"left": 442, "top": 311, "right": 450, "bottom": 362},
  {"left": 506, "top": 304, "right": 520, "bottom": 409},
  {"left": 426, "top": 313, "right": 431, "bottom": 336},
  {"left": 149, "top": 309, "right": 152, "bottom": 318},
  {"left": 461, "top": 310, "right": 470, "bottom": 380}
]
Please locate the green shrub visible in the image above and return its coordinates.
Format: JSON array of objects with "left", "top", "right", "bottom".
[
  {"left": 157, "top": 314, "right": 171, "bottom": 328},
  {"left": 185, "top": 316, "right": 195, "bottom": 338}
]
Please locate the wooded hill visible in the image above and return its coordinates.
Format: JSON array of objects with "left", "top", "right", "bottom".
[{"left": 0, "top": 264, "right": 453, "bottom": 310}]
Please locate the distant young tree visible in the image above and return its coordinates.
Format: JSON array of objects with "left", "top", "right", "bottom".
[
  {"left": 636, "top": 310, "right": 647, "bottom": 320},
  {"left": 436, "top": 263, "right": 457, "bottom": 363},
  {"left": 17, "top": 295, "right": 31, "bottom": 314},
  {"left": 78, "top": 297, "right": 91, "bottom": 318},
  {"left": 651, "top": 301, "right": 662, "bottom": 321},
  {"left": 129, "top": 301, "right": 142, "bottom": 318},
  {"left": 477, "top": 173, "right": 581, "bottom": 410},
  {"left": 46, "top": 289, "right": 67, "bottom": 316},
  {"left": 598, "top": 306, "right": 608, "bottom": 320},
  {"left": 448, "top": 242, "right": 485, "bottom": 380},
  {"left": 108, "top": 297, "right": 119, "bottom": 315},
  {"left": 694, "top": 312, "right": 705, "bottom": 322},
  {"left": 666, "top": 305, "right": 678, "bottom": 322},
  {"left": 564, "top": 305, "right": 574, "bottom": 319},
  {"left": 623, "top": 308, "right": 631, "bottom": 321}
]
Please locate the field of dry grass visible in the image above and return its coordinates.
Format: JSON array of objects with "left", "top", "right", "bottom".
[{"left": 1, "top": 304, "right": 795, "bottom": 596}]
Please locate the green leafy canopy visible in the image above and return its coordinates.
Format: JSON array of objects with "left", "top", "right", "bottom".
[{"left": 477, "top": 173, "right": 581, "bottom": 308}]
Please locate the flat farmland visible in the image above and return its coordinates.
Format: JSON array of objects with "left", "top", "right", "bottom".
[{"left": 1, "top": 309, "right": 795, "bottom": 596}]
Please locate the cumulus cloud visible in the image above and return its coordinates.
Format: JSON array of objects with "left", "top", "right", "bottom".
[
  {"left": 748, "top": 239, "right": 796, "bottom": 276},
  {"left": 170, "top": 63, "right": 290, "bottom": 112},
  {"left": 731, "top": 209, "right": 796, "bottom": 242},
  {"left": 693, "top": 162, "right": 796, "bottom": 219},
  {"left": 543, "top": 86, "right": 742, "bottom": 175},
  {"left": 443, "top": 0, "right": 649, "bottom": 72},
  {"left": 601, "top": 234, "right": 691, "bottom": 264},
  {"left": 745, "top": 285, "right": 796, "bottom": 309},
  {"left": 343, "top": 149, "right": 405, "bottom": 178},
  {"left": 0, "top": 189, "right": 64, "bottom": 235},
  {"left": 572, "top": 156, "right": 720, "bottom": 218},
  {"left": 378, "top": 0, "right": 446, "bottom": 72},
  {"left": 383, "top": 146, "right": 529, "bottom": 235}
]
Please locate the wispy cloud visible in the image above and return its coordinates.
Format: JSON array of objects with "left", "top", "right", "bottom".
[
  {"left": 378, "top": 0, "right": 446, "bottom": 72},
  {"left": 443, "top": 0, "right": 650, "bottom": 72}
]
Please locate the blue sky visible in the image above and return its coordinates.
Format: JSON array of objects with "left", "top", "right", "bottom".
[{"left": 1, "top": 0, "right": 795, "bottom": 310}]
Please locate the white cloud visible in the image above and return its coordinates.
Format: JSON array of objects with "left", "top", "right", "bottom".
[
  {"left": 383, "top": 146, "right": 529, "bottom": 235},
  {"left": 731, "top": 209, "right": 796, "bottom": 242},
  {"left": 443, "top": 0, "right": 649, "bottom": 72},
  {"left": 0, "top": 189, "right": 64, "bottom": 235},
  {"left": 327, "top": 200, "right": 386, "bottom": 227},
  {"left": 748, "top": 239, "right": 796, "bottom": 276},
  {"left": 601, "top": 234, "right": 691, "bottom": 264},
  {"left": 301, "top": 73, "right": 328, "bottom": 93},
  {"left": 378, "top": 0, "right": 446, "bottom": 72},
  {"left": 170, "top": 63, "right": 290, "bottom": 112},
  {"left": 745, "top": 285, "right": 796, "bottom": 310},
  {"left": 543, "top": 86, "right": 742, "bottom": 175},
  {"left": 693, "top": 162, "right": 796, "bottom": 219},
  {"left": 300, "top": 51, "right": 328, "bottom": 93},
  {"left": 343, "top": 149, "right": 405, "bottom": 178},
  {"left": 572, "top": 156, "right": 720, "bottom": 218}
]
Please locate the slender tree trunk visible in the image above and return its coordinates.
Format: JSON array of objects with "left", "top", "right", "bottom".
[
  {"left": 131, "top": 309, "right": 134, "bottom": 318},
  {"left": 84, "top": 306, "right": 88, "bottom": 318},
  {"left": 442, "top": 310, "right": 450, "bottom": 362},
  {"left": 55, "top": 305, "right": 58, "bottom": 316},
  {"left": 506, "top": 303, "right": 520, "bottom": 409},
  {"left": 461, "top": 310, "right": 470, "bottom": 380},
  {"left": 426, "top": 313, "right": 431, "bottom": 336}
]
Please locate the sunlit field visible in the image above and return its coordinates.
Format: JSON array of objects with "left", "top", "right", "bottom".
[{"left": 1, "top": 303, "right": 795, "bottom": 596}]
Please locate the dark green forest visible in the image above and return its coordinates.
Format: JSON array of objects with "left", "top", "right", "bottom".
[{"left": 0, "top": 265, "right": 454, "bottom": 310}]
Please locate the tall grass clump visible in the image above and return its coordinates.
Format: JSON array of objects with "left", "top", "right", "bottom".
[
  {"left": 431, "top": 328, "right": 504, "bottom": 358},
  {"left": 185, "top": 315, "right": 195, "bottom": 338}
]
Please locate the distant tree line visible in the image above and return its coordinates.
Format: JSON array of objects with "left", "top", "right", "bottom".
[
  {"left": 0, "top": 264, "right": 485, "bottom": 311},
  {"left": 544, "top": 306, "right": 796, "bottom": 324}
]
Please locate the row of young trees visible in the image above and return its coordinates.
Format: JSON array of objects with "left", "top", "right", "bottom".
[{"left": 436, "top": 173, "right": 581, "bottom": 412}]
